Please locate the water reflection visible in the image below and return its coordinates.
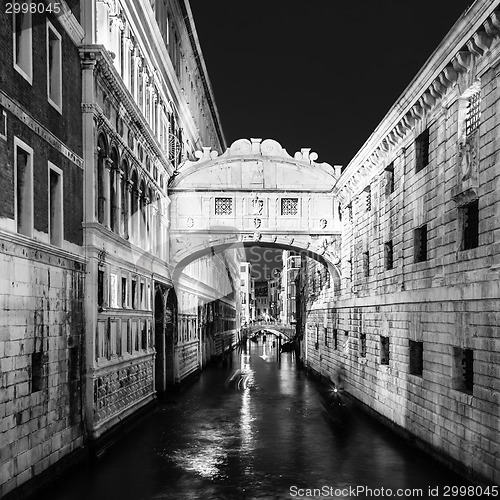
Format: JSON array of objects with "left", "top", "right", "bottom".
[{"left": 36, "top": 341, "right": 467, "bottom": 500}]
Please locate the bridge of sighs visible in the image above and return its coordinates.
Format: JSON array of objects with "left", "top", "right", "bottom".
[{"left": 169, "top": 138, "right": 343, "bottom": 284}]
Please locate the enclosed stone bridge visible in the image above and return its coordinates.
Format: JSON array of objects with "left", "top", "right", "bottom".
[{"left": 169, "top": 138, "right": 342, "bottom": 282}]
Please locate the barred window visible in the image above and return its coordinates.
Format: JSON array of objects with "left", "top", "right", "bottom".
[
  {"left": 281, "top": 198, "right": 298, "bottom": 216},
  {"left": 364, "top": 185, "right": 371, "bottom": 211},
  {"left": 465, "top": 91, "right": 481, "bottom": 137},
  {"left": 215, "top": 197, "right": 232, "bottom": 215}
]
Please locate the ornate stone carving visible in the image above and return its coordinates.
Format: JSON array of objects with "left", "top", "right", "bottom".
[
  {"left": 458, "top": 130, "right": 479, "bottom": 183},
  {"left": 93, "top": 360, "right": 154, "bottom": 424},
  {"left": 250, "top": 194, "right": 264, "bottom": 215}
]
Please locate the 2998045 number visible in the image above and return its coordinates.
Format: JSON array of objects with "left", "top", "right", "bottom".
[
  {"left": 5, "top": 2, "right": 61, "bottom": 14},
  {"left": 443, "top": 485, "right": 498, "bottom": 497}
]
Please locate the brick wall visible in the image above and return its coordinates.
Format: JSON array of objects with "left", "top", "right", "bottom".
[
  {"left": 0, "top": 236, "right": 85, "bottom": 498},
  {"left": 0, "top": 9, "right": 82, "bottom": 156},
  {"left": 302, "top": 15, "right": 500, "bottom": 485}
]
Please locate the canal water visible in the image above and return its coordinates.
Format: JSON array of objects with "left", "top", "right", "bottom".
[{"left": 38, "top": 340, "right": 467, "bottom": 500}]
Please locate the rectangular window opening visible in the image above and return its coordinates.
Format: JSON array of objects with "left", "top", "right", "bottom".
[
  {"left": 380, "top": 336, "right": 390, "bottom": 365},
  {"left": 0, "top": 108, "right": 6, "bottom": 141},
  {"left": 359, "top": 333, "right": 366, "bottom": 358},
  {"left": 453, "top": 347, "right": 474, "bottom": 394},
  {"left": 132, "top": 278, "right": 137, "bottom": 309},
  {"left": 465, "top": 91, "right": 481, "bottom": 137},
  {"left": 31, "top": 351, "right": 43, "bottom": 393},
  {"left": 97, "top": 269, "right": 105, "bottom": 308},
  {"left": 13, "top": 6, "right": 33, "bottom": 83},
  {"left": 461, "top": 199, "right": 479, "bottom": 250},
  {"left": 415, "top": 129, "right": 430, "bottom": 173},
  {"left": 364, "top": 185, "right": 371, "bottom": 212},
  {"left": 362, "top": 251, "right": 370, "bottom": 277},
  {"left": 384, "top": 240, "right": 394, "bottom": 270},
  {"left": 413, "top": 224, "right": 428, "bottom": 263},
  {"left": 49, "top": 165, "right": 63, "bottom": 246},
  {"left": 409, "top": 340, "right": 423, "bottom": 376},
  {"left": 47, "top": 21, "right": 62, "bottom": 111},
  {"left": 385, "top": 162, "right": 394, "bottom": 195},
  {"left": 121, "top": 276, "right": 128, "bottom": 308},
  {"left": 15, "top": 139, "right": 33, "bottom": 237}
]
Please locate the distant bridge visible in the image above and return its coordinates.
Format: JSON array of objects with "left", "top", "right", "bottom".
[{"left": 241, "top": 321, "right": 295, "bottom": 341}]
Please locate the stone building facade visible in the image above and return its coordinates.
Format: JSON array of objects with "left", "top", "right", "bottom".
[
  {"left": 299, "top": 0, "right": 500, "bottom": 485},
  {"left": 1, "top": 0, "right": 240, "bottom": 496},
  {"left": 0, "top": 1, "right": 86, "bottom": 497},
  {"left": 78, "top": 0, "right": 231, "bottom": 441}
]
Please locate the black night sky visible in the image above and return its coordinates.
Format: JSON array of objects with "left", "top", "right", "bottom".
[
  {"left": 189, "top": 0, "right": 475, "bottom": 277},
  {"left": 189, "top": 0, "right": 474, "bottom": 169}
]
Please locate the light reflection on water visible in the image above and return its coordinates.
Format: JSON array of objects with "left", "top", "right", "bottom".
[{"left": 36, "top": 341, "right": 467, "bottom": 500}]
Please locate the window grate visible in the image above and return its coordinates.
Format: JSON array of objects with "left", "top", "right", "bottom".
[
  {"left": 465, "top": 91, "right": 481, "bottom": 137},
  {"left": 215, "top": 197, "right": 232, "bottom": 215},
  {"left": 364, "top": 185, "right": 371, "bottom": 211},
  {"left": 281, "top": 198, "right": 298, "bottom": 216}
]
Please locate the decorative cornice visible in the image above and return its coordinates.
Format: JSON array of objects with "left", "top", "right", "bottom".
[
  {"left": 0, "top": 90, "right": 84, "bottom": 169},
  {"left": 55, "top": 0, "right": 85, "bottom": 46},
  {"left": 335, "top": 2, "right": 500, "bottom": 206},
  {"left": 80, "top": 46, "right": 173, "bottom": 180}
]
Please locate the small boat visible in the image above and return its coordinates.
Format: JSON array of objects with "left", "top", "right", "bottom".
[{"left": 280, "top": 341, "right": 295, "bottom": 352}]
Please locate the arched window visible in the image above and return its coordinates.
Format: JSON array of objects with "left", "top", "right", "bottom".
[
  {"left": 139, "top": 179, "right": 146, "bottom": 247},
  {"left": 110, "top": 146, "right": 119, "bottom": 232},
  {"left": 130, "top": 170, "right": 139, "bottom": 243},
  {"left": 97, "top": 134, "right": 108, "bottom": 224},
  {"left": 121, "top": 158, "right": 129, "bottom": 238}
]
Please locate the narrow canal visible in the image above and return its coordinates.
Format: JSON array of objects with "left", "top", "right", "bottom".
[{"left": 38, "top": 340, "right": 466, "bottom": 500}]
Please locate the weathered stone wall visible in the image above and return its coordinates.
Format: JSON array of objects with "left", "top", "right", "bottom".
[
  {"left": 0, "top": 236, "right": 85, "bottom": 498},
  {"left": 302, "top": 3, "right": 500, "bottom": 485}
]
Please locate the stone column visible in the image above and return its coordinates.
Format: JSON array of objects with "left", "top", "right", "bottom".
[
  {"left": 135, "top": 188, "right": 142, "bottom": 247},
  {"left": 151, "top": 203, "right": 158, "bottom": 256},
  {"left": 116, "top": 168, "right": 123, "bottom": 236},
  {"left": 103, "top": 157, "right": 112, "bottom": 229},
  {"left": 144, "top": 195, "right": 150, "bottom": 252},
  {"left": 126, "top": 179, "right": 133, "bottom": 241}
]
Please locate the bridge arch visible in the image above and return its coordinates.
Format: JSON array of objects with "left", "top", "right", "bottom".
[{"left": 169, "top": 138, "right": 343, "bottom": 288}]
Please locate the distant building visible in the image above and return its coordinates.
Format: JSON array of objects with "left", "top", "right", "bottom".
[
  {"left": 254, "top": 280, "right": 269, "bottom": 320},
  {"left": 268, "top": 272, "right": 281, "bottom": 320},
  {"left": 281, "top": 251, "right": 301, "bottom": 324},
  {"left": 239, "top": 262, "right": 252, "bottom": 325}
]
